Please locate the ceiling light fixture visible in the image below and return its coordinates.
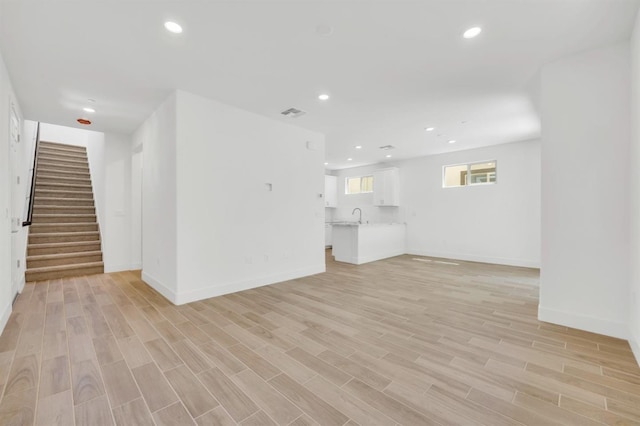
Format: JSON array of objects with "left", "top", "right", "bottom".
[
  {"left": 347, "top": 158, "right": 353, "bottom": 161},
  {"left": 164, "top": 21, "right": 183, "bottom": 34},
  {"left": 425, "top": 127, "right": 435, "bottom": 132},
  {"left": 324, "top": 162, "right": 329, "bottom": 165},
  {"left": 318, "top": 94, "right": 330, "bottom": 101},
  {"left": 463, "top": 27, "right": 482, "bottom": 39},
  {"left": 355, "top": 145, "right": 362, "bottom": 149},
  {"left": 448, "top": 140, "right": 456, "bottom": 144},
  {"left": 386, "top": 154, "right": 392, "bottom": 158},
  {"left": 83, "top": 107, "right": 95, "bottom": 113}
]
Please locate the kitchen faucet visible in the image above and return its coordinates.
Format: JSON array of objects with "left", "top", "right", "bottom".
[{"left": 352, "top": 208, "right": 362, "bottom": 224}]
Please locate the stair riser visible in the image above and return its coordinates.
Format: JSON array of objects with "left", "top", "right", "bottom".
[
  {"left": 32, "top": 215, "right": 96, "bottom": 224},
  {"left": 28, "top": 242, "right": 101, "bottom": 256},
  {"left": 35, "top": 191, "right": 93, "bottom": 199},
  {"left": 30, "top": 224, "right": 98, "bottom": 233},
  {"left": 36, "top": 183, "right": 92, "bottom": 192},
  {"left": 39, "top": 142, "right": 86, "bottom": 153},
  {"left": 33, "top": 206, "right": 95, "bottom": 215},
  {"left": 27, "top": 253, "right": 103, "bottom": 269},
  {"left": 38, "top": 156, "right": 88, "bottom": 167},
  {"left": 33, "top": 198, "right": 95, "bottom": 207},
  {"left": 29, "top": 234, "right": 100, "bottom": 244},
  {"left": 36, "top": 163, "right": 89, "bottom": 173},
  {"left": 26, "top": 265, "right": 104, "bottom": 282},
  {"left": 36, "top": 176, "right": 92, "bottom": 185}
]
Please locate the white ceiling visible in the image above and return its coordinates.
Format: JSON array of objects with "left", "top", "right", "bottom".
[{"left": 1, "top": 0, "right": 638, "bottom": 169}]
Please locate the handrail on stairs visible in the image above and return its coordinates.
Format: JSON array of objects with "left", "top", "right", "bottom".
[{"left": 22, "top": 122, "right": 40, "bottom": 227}]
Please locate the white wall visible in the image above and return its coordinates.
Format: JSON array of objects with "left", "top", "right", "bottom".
[
  {"left": 174, "top": 90, "right": 325, "bottom": 304},
  {"left": 401, "top": 140, "right": 540, "bottom": 268},
  {"left": 0, "top": 50, "right": 22, "bottom": 331},
  {"left": 133, "top": 94, "right": 177, "bottom": 299},
  {"left": 540, "top": 42, "right": 630, "bottom": 339},
  {"left": 630, "top": 11, "right": 640, "bottom": 363},
  {"left": 331, "top": 140, "right": 540, "bottom": 268},
  {"left": 39, "top": 123, "right": 136, "bottom": 272}
]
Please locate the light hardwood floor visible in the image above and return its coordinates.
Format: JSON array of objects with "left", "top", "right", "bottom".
[{"left": 0, "top": 252, "right": 639, "bottom": 425}]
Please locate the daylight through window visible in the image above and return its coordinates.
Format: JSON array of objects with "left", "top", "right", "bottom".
[
  {"left": 443, "top": 161, "right": 497, "bottom": 188},
  {"left": 345, "top": 175, "right": 374, "bottom": 194}
]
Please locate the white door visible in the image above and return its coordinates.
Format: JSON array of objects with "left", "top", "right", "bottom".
[{"left": 9, "top": 101, "right": 21, "bottom": 297}]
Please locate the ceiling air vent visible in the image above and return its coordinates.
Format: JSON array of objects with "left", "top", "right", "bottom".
[
  {"left": 379, "top": 145, "right": 395, "bottom": 150},
  {"left": 281, "top": 107, "right": 306, "bottom": 118}
]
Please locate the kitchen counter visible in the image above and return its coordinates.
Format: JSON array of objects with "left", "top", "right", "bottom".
[{"left": 332, "top": 223, "right": 406, "bottom": 265}]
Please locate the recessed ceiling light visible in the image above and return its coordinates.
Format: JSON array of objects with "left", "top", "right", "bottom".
[
  {"left": 83, "top": 107, "right": 95, "bottom": 113},
  {"left": 425, "top": 127, "right": 435, "bottom": 132},
  {"left": 164, "top": 21, "right": 183, "bottom": 34},
  {"left": 463, "top": 27, "right": 482, "bottom": 39},
  {"left": 324, "top": 162, "right": 329, "bottom": 165},
  {"left": 347, "top": 158, "right": 353, "bottom": 161},
  {"left": 355, "top": 145, "right": 362, "bottom": 149},
  {"left": 448, "top": 140, "right": 456, "bottom": 144},
  {"left": 385, "top": 154, "right": 392, "bottom": 158},
  {"left": 318, "top": 94, "right": 330, "bottom": 101}
]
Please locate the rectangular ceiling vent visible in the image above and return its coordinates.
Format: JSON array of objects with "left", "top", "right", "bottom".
[
  {"left": 281, "top": 107, "right": 306, "bottom": 118},
  {"left": 379, "top": 145, "right": 396, "bottom": 150}
]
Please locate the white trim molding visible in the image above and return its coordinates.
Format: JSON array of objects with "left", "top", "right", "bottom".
[{"left": 538, "top": 305, "right": 628, "bottom": 340}]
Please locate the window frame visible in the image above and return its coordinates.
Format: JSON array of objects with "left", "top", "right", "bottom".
[
  {"left": 442, "top": 160, "right": 497, "bottom": 188},
  {"left": 345, "top": 175, "right": 374, "bottom": 195}
]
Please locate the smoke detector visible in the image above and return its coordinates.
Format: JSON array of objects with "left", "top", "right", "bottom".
[
  {"left": 379, "top": 145, "right": 395, "bottom": 150},
  {"left": 281, "top": 107, "right": 306, "bottom": 118}
]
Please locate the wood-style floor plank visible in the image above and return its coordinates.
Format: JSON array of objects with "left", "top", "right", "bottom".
[{"left": 1, "top": 252, "right": 639, "bottom": 425}]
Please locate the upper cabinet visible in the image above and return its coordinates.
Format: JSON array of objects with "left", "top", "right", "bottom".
[
  {"left": 373, "top": 167, "right": 400, "bottom": 206},
  {"left": 325, "top": 175, "right": 338, "bottom": 208}
]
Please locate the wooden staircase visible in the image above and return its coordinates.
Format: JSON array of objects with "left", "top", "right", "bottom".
[{"left": 25, "top": 141, "right": 104, "bottom": 282}]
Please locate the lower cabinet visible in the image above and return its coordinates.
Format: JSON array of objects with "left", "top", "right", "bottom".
[{"left": 324, "top": 223, "right": 333, "bottom": 247}]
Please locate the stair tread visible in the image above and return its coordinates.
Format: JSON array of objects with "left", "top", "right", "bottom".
[
  {"left": 26, "top": 261, "right": 103, "bottom": 273},
  {"left": 27, "top": 251, "right": 102, "bottom": 261},
  {"left": 29, "top": 231, "right": 99, "bottom": 236},
  {"left": 31, "top": 222, "right": 98, "bottom": 226},
  {"left": 35, "top": 189, "right": 93, "bottom": 194},
  {"left": 28, "top": 241, "right": 100, "bottom": 248},
  {"left": 33, "top": 214, "right": 96, "bottom": 217}
]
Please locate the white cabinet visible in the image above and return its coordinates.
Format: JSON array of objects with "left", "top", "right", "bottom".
[
  {"left": 373, "top": 167, "right": 400, "bottom": 206},
  {"left": 324, "top": 223, "right": 333, "bottom": 247},
  {"left": 324, "top": 175, "right": 337, "bottom": 208}
]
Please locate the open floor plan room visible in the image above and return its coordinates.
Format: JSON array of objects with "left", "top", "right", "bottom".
[{"left": 0, "top": 254, "right": 638, "bottom": 425}]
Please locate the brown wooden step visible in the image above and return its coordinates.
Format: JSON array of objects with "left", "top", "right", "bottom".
[
  {"left": 28, "top": 231, "right": 100, "bottom": 244},
  {"left": 37, "top": 155, "right": 88, "bottom": 167},
  {"left": 36, "top": 161, "right": 89, "bottom": 173},
  {"left": 30, "top": 223, "right": 98, "bottom": 233},
  {"left": 32, "top": 214, "right": 96, "bottom": 223},
  {"left": 36, "top": 182, "right": 92, "bottom": 191},
  {"left": 35, "top": 189, "right": 93, "bottom": 199},
  {"left": 32, "top": 205, "right": 95, "bottom": 215},
  {"left": 37, "top": 168, "right": 90, "bottom": 179},
  {"left": 37, "top": 148, "right": 87, "bottom": 160},
  {"left": 33, "top": 197, "right": 95, "bottom": 207},
  {"left": 36, "top": 174, "right": 92, "bottom": 185},
  {"left": 39, "top": 141, "right": 86, "bottom": 153},
  {"left": 27, "top": 241, "right": 102, "bottom": 256},
  {"left": 25, "top": 261, "right": 104, "bottom": 282},
  {"left": 27, "top": 251, "right": 103, "bottom": 269}
]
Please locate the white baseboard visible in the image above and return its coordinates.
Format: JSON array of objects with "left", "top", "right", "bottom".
[
  {"left": 173, "top": 264, "right": 326, "bottom": 305},
  {"left": 105, "top": 263, "right": 142, "bottom": 273},
  {"left": 0, "top": 301, "right": 12, "bottom": 336},
  {"left": 355, "top": 250, "right": 405, "bottom": 265},
  {"left": 407, "top": 248, "right": 540, "bottom": 269},
  {"left": 141, "top": 271, "right": 178, "bottom": 304},
  {"left": 538, "top": 305, "right": 628, "bottom": 340}
]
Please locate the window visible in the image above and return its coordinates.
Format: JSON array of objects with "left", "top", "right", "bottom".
[
  {"left": 345, "top": 175, "right": 373, "bottom": 194},
  {"left": 443, "top": 161, "right": 497, "bottom": 188}
]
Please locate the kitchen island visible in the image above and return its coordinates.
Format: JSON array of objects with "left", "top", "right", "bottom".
[{"left": 331, "top": 223, "right": 406, "bottom": 265}]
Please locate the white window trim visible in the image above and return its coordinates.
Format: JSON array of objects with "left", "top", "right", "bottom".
[{"left": 345, "top": 175, "right": 374, "bottom": 194}]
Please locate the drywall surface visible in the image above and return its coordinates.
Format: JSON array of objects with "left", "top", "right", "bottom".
[
  {"left": 540, "top": 42, "right": 630, "bottom": 339},
  {"left": 630, "top": 11, "right": 640, "bottom": 363}
]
